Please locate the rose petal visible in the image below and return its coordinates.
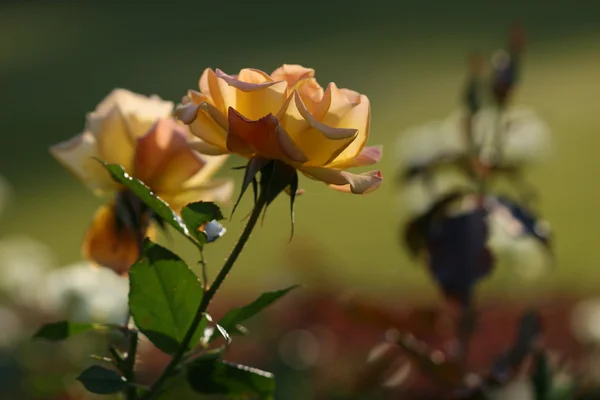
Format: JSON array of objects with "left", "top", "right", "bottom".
[
  {"left": 216, "top": 68, "right": 288, "bottom": 120},
  {"left": 49, "top": 132, "right": 117, "bottom": 195},
  {"left": 175, "top": 102, "right": 228, "bottom": 149},
  {"left": 162, "top": 179, "right": 235, "bottom": 212},
  {"left": 91, "top": 106, "right": 137, "bottom": 171},
  {"left": 271, "top": 64, "right": 316, "bottom": 88},
  {"left": 82, "top": 202, "right": 142, "bottom": 276},
  {"left": 227, "top": 107, "right": 307, "bottom": 163},
  {"left": 281, "top": 91, "right": 357, "bottom": 166},
  {"left": 132, "top": 119, "right": 191, "bottom": 186},
  {"left": 152, "top": 148, "right": 206, "bottom": 194},
  {"left": 190, "top": 140, "right": 231, "bottom": 155},
  {"left": 326, "top": 93, "right": 371, "bottom": 164},
  {"left": 199, "top": 68, "right": 228, "bottom": 112},
  {"left": 300, "top": 166, "right": 382, "bottom": 194},
  {"left": 88, "top": 88, "right": 173, "bottom": 139},
  {"left": 328, "top": 145, "right": 383, "bottom": 169}
]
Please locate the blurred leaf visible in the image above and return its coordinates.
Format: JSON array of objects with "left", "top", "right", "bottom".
[
  {"left": 187, "top": 357, "right": 275, "bottom": 399},
  {"left": 33, "top": 321, "right": 115, "bottom": 341},
  {"left": 100, "top": 162, "right": 192, "bottom": 242},
  {"left": 129, "top": 240, "right": 204, "bottom": 354},
  {"left": 426, "top": 204, "right": 493, "bottom": 306},
  {"left": 396, "top": 334, "right": 463, "bottom": 386},
  {"left": 77, "top": 365, "right": 127, "bottom": 394},
  {"left": 403, "top": 191, "right": 466, "bottom": 258},
  {"left": 181, "top": 201, "right": 224, "bottom": 244},
  {"left": 215, "top": 285, "right": 299, "bottom": 339}
]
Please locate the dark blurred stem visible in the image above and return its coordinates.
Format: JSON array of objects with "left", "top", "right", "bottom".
[
  {"left": 142, "top": 191, "right": 268, "bottom": 400},
  {"left": 124, "top": 330, "right": 139, "bottom": 400},
  {"left": 456, "top": 304, "right": 475, "bottom": 366}
]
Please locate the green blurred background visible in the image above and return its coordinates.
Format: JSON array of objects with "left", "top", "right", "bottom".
[{"left": 1, "top": 0, "right": 600, "bottom": 301}]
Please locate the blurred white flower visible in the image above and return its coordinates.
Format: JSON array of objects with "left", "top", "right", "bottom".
[
  {"left": 40, "top": 261, "right": 128, "bottom": 325},
  {"left": 397, "top": 106, "right": 551, "bottom": 173},
  {"left": 0, "top": 235, "right": 55, "bottom": 308},
  {"left": 472, "top": 107, "right": 551, "bottom": 167},
  {"left": 0, "top": 306, "right": 23, "bottom": 348},
  {"left": 486, "top": 202, "right": 552, "bottom": 280},
  {"left": 571, "top": 298, "right": 600, "bottom": 345}
]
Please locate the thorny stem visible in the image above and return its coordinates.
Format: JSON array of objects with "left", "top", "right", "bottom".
[{"left": 142, "top": 191, "right": 268, "bottom": 400}]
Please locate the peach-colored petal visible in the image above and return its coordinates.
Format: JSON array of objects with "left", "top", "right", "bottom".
[
  {"left": 199, "top": 68, "right": 226, "bottom": 111},
  {"left": 162, "top": 179, "right": 235, "bottom": 212},
  {"left": 189, "top": 140, "right": 231, "bottom": 155},
  {"left": 326, "top": 94, "right": 371, "bottom": 164},
  {"left": 50, "top": 132, "right": 118, "bottom": 195},
  {"left": 181, "top": 154, "right": 230, "bottom": 189},
  {"left": 282, "top": 91, "right": 357, "bottom": 166},
  {"left": 83, "top": 202, "right": 142, "bottom": 276},
  {"left": 227, "top": 107, "right": 307, "bottom": 163},
  {"left": 175, "top": 102, "right": 228, "bottom": 149},
  {"left": 327, "top": 145, "right": 383, "bottom": 169},
  {"left": 92, "top": 106, "right": 136, "bottom": 171},
  {"left": 271, "top": 64, "right": 315, "bottom": 88},
  {"left": 300, "top": 166, "right": 382, "bottom": 194},
  {"left": 132, "top": 119, "right": 190, "bottom": 186},
  {"left": 152, "top": 150, "right": 206, "bottom": 193},
  {"left": 216, "top": 69, "right": 288, "bottom": 120},
  {"left": 314, "top": 83, "right": 355, "bottom": 125},
  {"left": 295, "top": 78, "right": 325, "bottom": 114},
  {"left": 88, "top": 88, "right": 173, "bottom": 139},
  {"left": 340, "top": 88, "right": 361, "bottom": 105}
]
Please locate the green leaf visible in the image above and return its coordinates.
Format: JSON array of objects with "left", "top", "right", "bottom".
[
  {"left": 77, "top": 365, "right": 127, "bottom": 394},
  {"left": 187, "top": 358, "right": 275, "bottom": 399},
  {"left": 33, "top": 321, "right": 114, "bottom": 341},
  {"left": 181, "top": 201, "right": 224, "bottom": 243},
  {"left": 100, "top": 162, "right": 192, "bottom": 240},
  {"left": 216, "top": 285, "right": 298, "bottom": 338},
  {"left": 129, "top": 240, "right": 204, "bottom": 354}
]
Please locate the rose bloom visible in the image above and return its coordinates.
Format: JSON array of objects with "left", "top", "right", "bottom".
[
  {"left": 176, "top": 64, "right": 382, "bottom": 194},
  {"left": 50, "top": 89, "right": 233, "bottom": 275}
]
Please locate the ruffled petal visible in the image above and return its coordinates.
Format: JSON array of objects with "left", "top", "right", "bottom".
[
  {"left": 300, "top": 166, "right": 382, "bottom": 194},
  {"left": 327, "top": 145, "right": 383, "bottom": 169},
  {"left": 189, "top": 140, "right": 231, "bottom": 155},
  {"left": 281, "top": 91, "right": 357, "bottom": 166},
  {"left": 270, "top": 64, "right": 315, "bottom": 88},
  {"left": 82, "top": 202, "right": 141, "bottom": 276},
  {"left": 132, "top": 119, "right": 192, "bottom": 187},
  {"left": 162, "top": 179, "right": 235, "bottom": 212},
  {"left": 91, "top": 106, "right": 137, "bottom": 171},
  {"left": 326, "top": 93, "right": 371, "bottom": 164},
  {"left": 216, "top": 68, "right": 288, "bottom": 120},
  {"left": 175, "top": 102, "right": 228, "bottom": 149},
  {"left": 88, "top": 88, "right": 173, "bottom": 139},
  {"left": 49, "top": 132, "right": 117, "bottom": 195},
  {"left": 227, "top": 107, "right": 307, "bottom": 163}
]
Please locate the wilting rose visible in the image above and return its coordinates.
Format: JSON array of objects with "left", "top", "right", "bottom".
[
  {"left": 50, "top": 89, "right": 233, "bottom": 274},
  {"left": 176, "top": 64, "right": 382, "bottom": 194}
]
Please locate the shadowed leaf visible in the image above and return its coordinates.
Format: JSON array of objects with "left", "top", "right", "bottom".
[
  {"left": 129, "top": 240, "right": 204, "bottom": 354},
  {"left": 33, "top": 321, "right": 116, "bottom": 341},
  {"left": 77, "top": 365, "right": 127, "bottom": 394}
]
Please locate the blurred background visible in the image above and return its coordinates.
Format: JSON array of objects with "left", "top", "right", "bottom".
[{"left": 1, "top": 1, "right": 600, "bottom": 398}]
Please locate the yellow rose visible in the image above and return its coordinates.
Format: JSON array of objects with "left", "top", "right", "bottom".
[
  {"left": 50, "top": 89, "right": 233, "bottom": 274},
  {"left": 176, "top": 64, "right": 382, "bottom": 194}
]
